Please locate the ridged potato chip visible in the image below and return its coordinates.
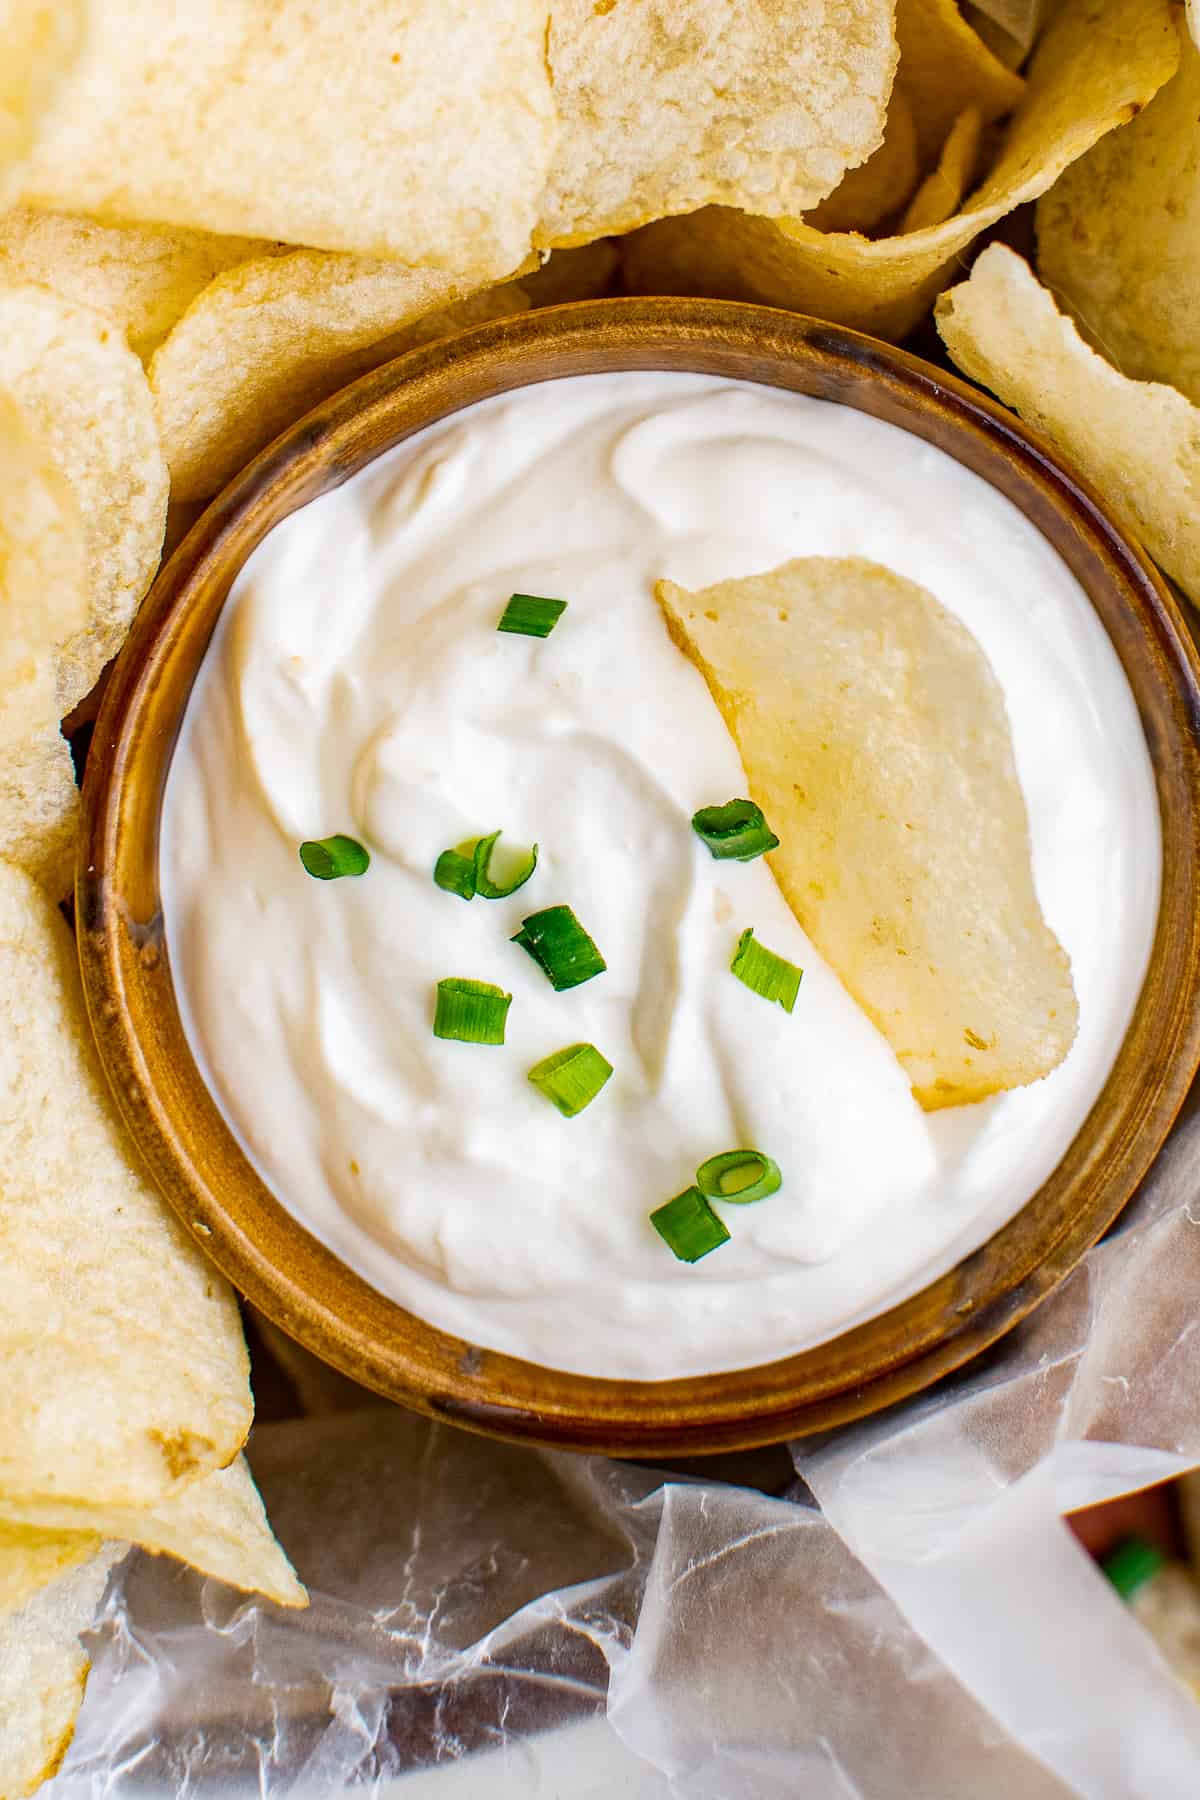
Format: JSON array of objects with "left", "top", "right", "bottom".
[
  {"left": 0, "top": 207, "right": 278, "bottom": 360},
  {"left": 623, "top": 0, "right": 1179, "bottom": 342},
  {"left": 0, "top": 1543, "right": 120, "bottom": 1800},
  {"left": 657, "top": 558, "right": 1078, "bottom": 1109},
  {"left": 807, "top": 88, "right": 920, "bottom": 236},
  {"left": 12, "top": 0, "right": 555, "bottom": 282},
  {"left": 0, "top": 1458, "right": 305, "bottom": 1609},
  {"left": 937, "top": 244, "right": 1200, "bottom": 608},
  {"left": 0, "top": 390, "right": 86, "bottom": 895},
  {"left": 150, "top": 253, "right": 533, "bottom": 503},
  {"left": 894, "top": 0, "right": 1024, "bottom": 163},
  {"left": 0, "top": 1, "right": 85, "bottom": 202},
  {"left": 1037, "top": 19, "right": 1200, "bottom": 406},
  {"left": 0, "top": 283, "right": 167, "bottom": 711},
  {"left": 0, "top": 861, "right": 253, "bottom": 1511},
  {"left": 899, "top": 106, "right": 984, "bottom": 233},
  {"left": 537, "top": 0, "right": 898, "bottom": 246}
]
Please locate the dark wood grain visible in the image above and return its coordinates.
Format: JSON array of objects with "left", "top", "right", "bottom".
[{"left": 77, "top": 298, "right": 1200, "bottom": 1457}]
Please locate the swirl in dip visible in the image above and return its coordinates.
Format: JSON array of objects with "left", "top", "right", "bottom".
[{"left": 161, "top": 372, "right": 1160, "bottom": 1379}]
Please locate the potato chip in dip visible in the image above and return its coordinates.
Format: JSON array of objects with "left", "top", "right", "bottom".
[{"left": 160, "top": 372, "right": 1159, "bottom": 1380}]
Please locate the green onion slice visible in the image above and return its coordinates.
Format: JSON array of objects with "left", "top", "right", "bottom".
[
  {"left": 691, "top": 798, "right": 779, "bottom": 862},
  {"left": 650, "top": 1186, "right": 731, "bottom": 1263},
  {"left": 730, "top": 927, "right": 802, "bottom": 1012},
  {"left": 433, "top": 847, "right": 477, "bottom": 900},
  {"left": 433, "top": 978, "right": 512, "bottom": 1045},
  {"left": 473, "top": 830, "right": 538, "bottom": 900},
  {"left": 528, "top": 1042, "right": 613, "bottom": 1117},
  {"left": 498, "top": 593, "right": 567, "bottom": 637},
  {"left": 512, "top": 904, "right": 606, "bottom": 991},
  {"left": 299, "top": 834, "right": 370, "bottom": 880},
  {"left": 696, "top": 1149, "right": 782, "bottom": 1205}
]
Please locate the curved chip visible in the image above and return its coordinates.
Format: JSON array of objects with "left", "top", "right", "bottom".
[
  {"left": 0, "top": 1457, "right": 305, "bottom": 1609},
  {"left": 807, "top": 87, "right": 920, "bottom": 237},
  {"left": 0, "top": 1523, "right": 100, "bottom": 1620},
  {"left": 937, "top": 244, "right": 1200, "bottom": 608},
  {"left": 0, "top": 207, "right": 279, "bottom": 360},
  {"left": 12, "top": 0, "right": 554, "bottom": 282},
  {"left": 0, "top": 1, "right": 86, "bottom": 201},
  {"left": 0, "top": 389, "right": 88, "bottom": 897},
  {"left": 537, "top": 0, "right": 898, "bottom": 247},
  {"left": 0, "top": 1542, "right": 120, "bottom": 1800},
  {"left": 657, "top": 558, "right": 1078, "bottom": 1110},
  {"left": 899, "top": 107, "right": 984, "bottom": 234},
  {"left": 0, "top": 283, "right": 167, "bottom": 711},
  {"left": 1037, "top": 19, "right": 1200, "bottom": 408},
  {"left": 894, "top": 0, "right": 1024, "bottom": 163},
  {"left": 623, "top": 0, "right": 1179, "bottom": 343},
  {"left": 0, "top": 861, "right": 253, "bottom": 1511},
  {"left": 150, "top": 252, "right": 531, "bottom": 502}
]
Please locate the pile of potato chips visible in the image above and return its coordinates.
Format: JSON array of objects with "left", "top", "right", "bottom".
[{"left": 0, "top": 0, "right": 1193, "bottom": 1789}]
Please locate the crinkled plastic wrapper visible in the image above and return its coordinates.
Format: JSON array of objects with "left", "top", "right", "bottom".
[{"left": 50, "top": 1083, "right": 1200, "bottom": 1798}]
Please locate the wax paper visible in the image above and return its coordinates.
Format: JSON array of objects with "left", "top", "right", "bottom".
[{"left": 45, "top": 1078, "right": 1200, "bottom": 1799}]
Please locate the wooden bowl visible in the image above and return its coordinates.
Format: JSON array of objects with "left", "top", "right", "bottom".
[{"left": 78, "top": 298, "right": 1200, "bottom": 1457}]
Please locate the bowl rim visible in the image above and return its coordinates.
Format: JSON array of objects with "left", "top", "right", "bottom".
[{"left": 78, "top": 295, "right": 1200, "bottom": 1457}]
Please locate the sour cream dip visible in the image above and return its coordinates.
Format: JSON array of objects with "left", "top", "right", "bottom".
[{"left": 161, "top": 372, "right": 1160, "bottom": 1380}]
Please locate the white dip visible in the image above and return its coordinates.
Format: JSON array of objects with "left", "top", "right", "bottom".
[{"left": 161, "top": 372, "right": 1160, "bottom": 1379}]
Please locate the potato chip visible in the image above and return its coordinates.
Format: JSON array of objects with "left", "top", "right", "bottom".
[
  {"left": 622, "top": 0, "right": 1179, "bottom": 342},
  {"left": 0, "top": 389, "right": 88, "bottom": 897},
  {"left": 150, "top": 253, "right": 532, "bottom": 503},
  {"left": 0, "top": 736, "right": 80, "bottom": 901},
  {"left": 13, "top": 0, "right": 554, "bottom": 282},
  {"left": 806, "top": 88, "right": 920, "bottom": 236},
  {"left": 1036, "top": 20, "right": 1200, "bottom": 407},
  {"left": 0, "top": 2, "right": 85, "bottom": 202},
  {"left": 520, "top": 239, "right": 620, "bottom": 307},
  {"left": 657, "top": 558, "right": 1078, "bottom": 1109},
  {"left": 1, "top": 1458, "right": 305, "bottom": 1609},
  {"left": 536, "top": 0, "right": 898, "bottom": 247},
  {"left": 937, "top": 244, "right": 1200, "bottom": 607},
  {"left": 0, "top": 1543, "right": 120, "bottom": 1800},
  {"left": 0, "top": 861, "right": 253, "bottom": 1510},
  {"left": 0, "top": 1523, "right": 99, "bottom": 1619},
  {"left": 894, "top": 0, "right": 1024, "bottom": 163},
  {"left": 0, "top": 207, "right": 279, "bottom": 360},
  {"left": 0, "top": 283, "right": 168, "bottom": 711},
  {"left": 899, "top": 107, "right": 984, "bottom": 233}
]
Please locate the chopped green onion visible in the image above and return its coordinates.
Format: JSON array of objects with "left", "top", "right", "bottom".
[
  {"left": 691, "top": 798, "right": 779, "bottom": 862},
  {"left": 433, "top": 978, "right": 512, "bottom": 1045},
  {"left": 473, "top": 830, "right": 538, "bottom": 900},
  {"left": 696, "top": 1149, "right": 782, "bottom": 1205},
  {"left": 730, "top": 927, "right": 802, "bottom": 1012},
  {"left": 433, "top": 847, "right": 477, "bottom": 900},
  {"left": 512, "top": 904, "right": 607, "bottom": 991},
  {"left": 498, "top": 593, "right": 567, "bottom": 637},
  {"left": 528, "top": 1042, "right": 613, "bottom": 1117},
  {"left": 298, "top": 834, "right": 370, "bottom": 880},
  {"left": 650, "top": 1186, "right": 731, "bottom": 1263}
]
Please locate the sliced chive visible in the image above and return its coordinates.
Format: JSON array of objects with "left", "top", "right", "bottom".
[
  {"left": 433, "top": 978, "right": 512, "bottom": 1045},
  {"left": 650, "top": 1186, "right": 730, "bottom": 1263},
  {"left": 512, "top": 904, "right": 606, "bottom": 991},
  {"left": 696, "top": 1149, "right": 782, "bottom": 1205},
  {"left": 299, "top": 834, "right": 370, "bottom": 880},
  {"left": 473, "top": 830, "right": 538, "bottom": 900},
  {"left": 528, "top": 1043, "right": 613, "bottom": 1117},
  {"left": 434, "top": 847, "right": 477, "bottom": 900},
  {"left": 691, "top": 798, "right": 779, "bottom": 862},
  {"left": 730, "top": 928, "right": 802, "bottom": 1013},
  {"left": 498, "top": 593, "right": 567, "bottom": 637}
]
